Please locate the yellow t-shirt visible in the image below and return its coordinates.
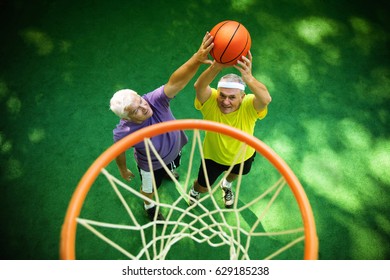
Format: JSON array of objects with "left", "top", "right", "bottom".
[{"left": 195, "top": 88, "right": 267, "bottom": 165}]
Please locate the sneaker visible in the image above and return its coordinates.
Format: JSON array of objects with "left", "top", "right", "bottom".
[
  {"left": 146, "top": 206, "right": 165, "bottom": 221},
  {"left": 188, "top": 189, "right": 200, "bottom": 206},
  {"left": 222, "top": 187, "right": 234, "bottom": 208}
]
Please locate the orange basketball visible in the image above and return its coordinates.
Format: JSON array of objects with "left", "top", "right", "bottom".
[{"left": 209, "top": 20, "right": 251, "bottom": 65}]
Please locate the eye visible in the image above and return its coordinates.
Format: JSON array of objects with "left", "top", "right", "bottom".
[{"left": 133, "top": 98, "right": 142, "bottom": 114}]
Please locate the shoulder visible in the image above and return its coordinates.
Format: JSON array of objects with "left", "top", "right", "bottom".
[
  {"left": 195, "top": 88, "right": 218, "bottom": 110},
  {"left": 205, "top": 88, "right": 218, "bottom": 102},
  {"left": 144, "top": 85, "right": 170, "bottom": 104},
  {"left": 113, "top": 119, "right": 132, "bottom": 142},
  {"left": 242, "top": 94, "right": 267, "bottom": 119},
  {"left": 144, "top": 85, "right": 165, "bottom": 100},
  {"left": 242, "top": 93, "right": 255, "bottom": 107}
]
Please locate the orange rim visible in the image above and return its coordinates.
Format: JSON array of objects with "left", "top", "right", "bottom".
[{"left": 60, "top": 119, "right": 318, "bottom": 260}]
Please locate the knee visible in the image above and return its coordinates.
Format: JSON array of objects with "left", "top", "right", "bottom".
[{"left": 140, "top": 169, "right": 154, "bottom": 193}]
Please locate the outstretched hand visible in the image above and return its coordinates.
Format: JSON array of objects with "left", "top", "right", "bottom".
[
  {"left": 120, "top": 168, "right": 135, "bottom": 182},
  {"left": 194, "top": 32, "right": 214, "bottom": 65},
  {"left": 234, "top": 51, "right": 254, "bottom": 83}
]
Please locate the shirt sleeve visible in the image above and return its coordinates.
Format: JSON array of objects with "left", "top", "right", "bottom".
[
  {"left": 242, "top": 94, "right": 268, "bottom": 120},
  {"left": 113, "top": 120, "right": 131, "bottom": 143},
  {"left": 257, "top": 107, "right": 268, "bottom": 119},
  {"left": 145, "top": 85, "right": 170, "bottom": 111},
  {"left": 194, "top": 88, "right": 218, "bottom": 111}
]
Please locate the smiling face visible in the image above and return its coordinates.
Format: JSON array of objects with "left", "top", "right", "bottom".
[
  {"left": 124, "top": 94, "right": 153, "bottom": 123},
  {"left": 217, "top": 87, "right": 245, "bottom": 114}
]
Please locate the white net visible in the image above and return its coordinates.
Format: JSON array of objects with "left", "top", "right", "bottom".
[{"left": 74, "top": 128, "right": 308, "bottom": 260}]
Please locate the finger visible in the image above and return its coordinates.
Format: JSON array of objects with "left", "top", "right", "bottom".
[
  {"left": 233, "top": 64, "right": 242, "bottom": 72},
  {"left": 233, "top": 61, "right": 244, "bottom": 71},
  {"left": 203, "top": 31, "right": 212, "bottom": 43},
  {"left": 241, "top": 56, "right": 252, "bottom": 70},
  {"left": 204, "top": 36, "right": 214, "bottom": 48},
  {"left": 240, "top": 55, "right": 250, "bottom": 63},
  {"left": 203, "top": 32, "right": 209, "bottom": 42},
  {"left": 127, "top": 175, "right": 135, "bottom": 182},
  {"left": 236, "top": 58, "right": 247, "bottom": 69},
  {"left": 205, "top": 42, "right": 214, "bottom": 51}
]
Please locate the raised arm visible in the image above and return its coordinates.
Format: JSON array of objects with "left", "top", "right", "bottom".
[
  {"left": 234, "top": 51, "right": 272, "bottom": 111},
  {"left": 194, "top": 61, "right": 226, "bottom": 104},
  {"left": 164, "top": 32, "right": 214, "bottom": 99}
]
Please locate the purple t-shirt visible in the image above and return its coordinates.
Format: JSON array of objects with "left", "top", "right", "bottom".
[{"left": 113, "top": 86, "right": 188, "bottom": 171}]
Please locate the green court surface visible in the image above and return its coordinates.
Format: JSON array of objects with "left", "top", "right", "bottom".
[{"left": 0, "top": 0, "right": 389, "bottom": 259}]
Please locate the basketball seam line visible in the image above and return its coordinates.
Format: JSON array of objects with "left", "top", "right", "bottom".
[{"left": 219, "top": 23, "right": 241, "bottom": 63}]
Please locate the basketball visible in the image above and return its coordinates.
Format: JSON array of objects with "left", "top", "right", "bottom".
[{"left": 209, "top": 20, "right": 251, "bottom": 65}]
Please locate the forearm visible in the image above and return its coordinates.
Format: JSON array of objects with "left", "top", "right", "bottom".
[
  {"left": 234, "top": 52, "right": 271, "bottom": 110},
  {"left": 167, "top": 54, "right": 203, "bottom": 92},
  {"left": 115, "top": 152, "right": 135, "bottom": 181},
  {"left": 246, "top": 76, "right": 272, "bottom": 109},
  {"left": 194, "top": 62, "right": 223, "bottom": 103},
  {"left": 194, "top": 62, "right": 221, "bottom": 90},
  {"left": 115, "top": 152, "right": 128, "bottom": 171},
  {"left": 164, "top": 32, "right": 213, "bottom": 98}
]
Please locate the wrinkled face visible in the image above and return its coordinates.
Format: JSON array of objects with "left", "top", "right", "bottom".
[
  {"left": 217, "top": 87, "right": 245, "bottom": 114},
  {"left": 125, "top": 94, "right": 153, "bottom": 123}
]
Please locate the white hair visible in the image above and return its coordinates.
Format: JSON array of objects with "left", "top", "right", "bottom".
[{"left": 109, "top": 89, "right": 138, "bottom": 119}]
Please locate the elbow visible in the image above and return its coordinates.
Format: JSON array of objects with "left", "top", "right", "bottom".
[
  {"left": 260, "top": 93, "right": 271, "bottom": 107},
  {"left": 194, "top": 80, "right": 200, "bottom": 91},
  {"left": 266, "top": 95, "right": 272, "bottom": 105},
  {"left": 194, "top": 80, "right": 204, "bottom": 96}
]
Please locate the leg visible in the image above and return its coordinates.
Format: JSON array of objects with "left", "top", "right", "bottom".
[
  {"left": 139, "top": 169, "right": 165, "bottom": 221},
  {"left": 140, "top": 190, "right": 154, "bottom": 206},
  {"left": 164, "top": 152, "right": 182, "bottom": 180},
  {"left": 225, "top": 173, "right": 238, "bottom": 184},
  {"left": 220, "top": 173, "right": 237, "bottom": 208},
  {"left": 193, "top": 179, "right": 209, "bottom": 193},
  {"left": 222, "top": 153, "right": 257, "bottom": 208},
  {"left": 189, "top": 159, "right": 224, "bottom": 205},
  {"left": 188, "top": 179, "right": 208, "bottom": 205}
]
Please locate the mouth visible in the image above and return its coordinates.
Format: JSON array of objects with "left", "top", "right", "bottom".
[{"left": 219, "top": 103, "right": 232, "bottom": 111}]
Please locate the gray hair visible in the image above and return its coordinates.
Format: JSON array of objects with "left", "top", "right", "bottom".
[
  {"left": 218, "top": 74, "right": 246, "bottom": 92},
  {"left": 109, "top": 89, "right": 138, "bottom": 119}
]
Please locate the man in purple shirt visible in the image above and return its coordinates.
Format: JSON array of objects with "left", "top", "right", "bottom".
[{"left": 110, "top": 32, "right": 213, "bottom": 221}]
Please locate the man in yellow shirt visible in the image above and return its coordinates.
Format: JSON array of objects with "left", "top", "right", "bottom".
[{"left": 189, "top": 51, "right": 272, "bottom": 208}]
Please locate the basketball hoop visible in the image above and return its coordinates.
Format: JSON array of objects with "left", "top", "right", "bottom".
[{"left": 60, "top": 119, "right": 318, "bottom": 260}]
